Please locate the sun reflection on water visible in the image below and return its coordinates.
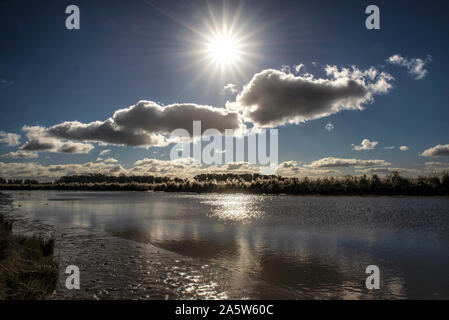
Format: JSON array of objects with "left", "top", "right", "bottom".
[{"left": 203, "top": 194, "right": 265, "bottom": 223}]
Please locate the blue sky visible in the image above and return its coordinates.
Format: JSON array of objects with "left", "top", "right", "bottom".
[{"left": 1, "top": 0, "right": 449, "bottom": 179}]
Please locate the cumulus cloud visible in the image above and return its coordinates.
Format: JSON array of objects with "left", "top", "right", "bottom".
[
  {"left": 352, "top": 139, "right": 378, "bottom": 151},
  {"left": 399, "top": 146, "right": 409, "bottom": 151},
  {"left": 229, "top": 66, "right": 393, "bottom": 127},
  {"left": 420, "top": 144, "right": 449, "bottom": 157},
  {"left": 44, "top": 101, "right": 244, "bottom": 148},
  {"left": 20, "top": 126, "right": 94, "bottom": 154},
  {"left": 387, "top": 54, "right": 432, "bottom": 80},
  {"left": 0, "top": 157, "right": 344, "bottom": 181},
  {"left": 277, "top": 160, "right": 340, "bottom": 176},
  {"left": 113, "top": 101, "right": 243, "bottom": 135},
  {"left": 129, "top": 158, "right": 202, "bottom": 177},
  {"left": 307, "top": 157, "right": 390, "bottom": 168},
  {"left": 325, "top": 122, "right": 334, "bottom": 131},
  {"left": 1, "top": 150, "right": 38, "bottom": 159},
  {"left": 0, "top": 161, "right": 126, "bottom": 181},
  {"left": 384, "top": 146, "right": 395, "bottom": 150},
  {"left": 224, "top": 83, "right": 238, "bottom": 94},
  {"left": 0, "top": 131, "right": 21, "bottom": 146}
]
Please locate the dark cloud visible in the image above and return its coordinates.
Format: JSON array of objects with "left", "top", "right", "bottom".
[
  {"left": 45, "top": 101, "right": 244, "bottom": 148},
  {"left": 47, "top": 119, "right": 161, "bottom": 147},
  {"left": 20, "top": 126, "right": 94, "bottom": 154}
]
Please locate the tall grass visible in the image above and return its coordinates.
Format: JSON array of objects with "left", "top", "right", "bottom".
[{"left": 0, "top": 210, "right": 58, "bottom": 300}]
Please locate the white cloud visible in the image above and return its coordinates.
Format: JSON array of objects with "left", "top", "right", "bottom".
[
  {"left": 355, "top": 167, "right": 418, "bottom": 176},
  {"left": 280, "top": 65, "right": 292, "bottom": 74},
  {"left": 0, "top": 161, "right": 126, "bottom": 181},
  {"left": 99, "top": 149, "right": 111, "bottom": 156},
  {"left": 352, "top": 139, "right": 378, "bottom": 151},
  {"left": 387, "top": 53, "right": 432, "bottom": 80},
  {"left": 399, "top": 146, "right": 409, "bottom": 151},
  {"left": 424, "top": 161, "right": 448, "bottom": 167},
  {"left": 294, "top": 64, "right": 304, "bottom": 73},
  {"left": 325, "top": 122, "right": 334, "bottom": 131},
  {"left": 224, "top": 83, "right": 238, "bottom": 94},
  {"left": 229, "top": 66, "right": 393, "bottom": 127},
  {"left": 1, "top": 150, "right": 38, "bottom": 159},
  {"left": 420, "top": 144, "right": 449, "bottom": 157},
  {"left": 307, "top": 157, "right": 391, "bottom": 168},
  {"left": 104, "top": 157, "right": 118, "bottom": 163},
  {"left": 384, "top": 146, "right": 395, "bottom": 150},
  {"left": 0, "top": 131, "right": 21, "bottom": 146}
]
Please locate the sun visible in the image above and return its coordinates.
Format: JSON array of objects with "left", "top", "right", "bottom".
[
  {"left": 205, "top": 32, "right": 242, "bottom": 67},
  {"left": 164, "top": 2, "right": 265, "bottom": 86}
]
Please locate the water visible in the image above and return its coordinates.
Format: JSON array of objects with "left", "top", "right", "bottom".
[{"left": 1, "top": 190, "right": 449, "bottom": 299}]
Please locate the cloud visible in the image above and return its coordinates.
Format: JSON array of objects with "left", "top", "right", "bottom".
[
  {"left": 420, "top": 144, "right": 449, "bottom": 157},
  {"left": 325, "top": 122, "right": 334, "bottom": 131},
  {"left": 0, "top": 131, "right": 21, "bottom": 146},
  {"left": 229, "top": 66, "right": 393, "bottom": 127},
  {"left": 280, "top": 65, "right": 292, "bottom": 74},
  {"left": 307, "top": 157, "right": 391, "bottom": 168},
  {"left": 384, "top": 146, "right": 395, "bottom": 150},
  {"left": 20, "top": 126, "right": 94, "bottom": 154},
  {"left": 356, "top": 167, "right": 418, "bottom": 176},
  {"left": 0, "top": 161, "right": 126, "bottom": 181},
  {"left": 44, "top": 101, "right": 244, "bottom": 148},
  {"left": 99, "top": 149, "right": 111, "bottom": 156},
  {"left": 113, "top": 101, "right": 244, "bottom": 135},
  {"left": 0, "top": 79, "right": 13, "bottom": 88},
  {"left": 104, "top": 157, "right": 118, "bottom": 163},
  {"left": 387, "top": 54, "right": 432, "bottom": 80},
  {"left": 352, "top": 139, "right": 378, "bottom": 151},
  {"left": 1, "top": 150, "right": 38, "bottom": 159},
  {"left": 224, "top": 83, "right": 238, "bottom": 94},
  {"left": 129, "top": 158, "right": 201, "bottom": 177},
  {"left": 424, "top": 161, "right": 448, "bottom": 167},
  {"left": 294, "top": 64, "right": 304, "bottom": 73},
  {"left": 399, "top": 146, "right": 409, "bottom": 151}
]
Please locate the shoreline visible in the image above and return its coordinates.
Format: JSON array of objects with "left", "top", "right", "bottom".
[{"left": 1, "top": 184, "right": 448, "bottom": 196}]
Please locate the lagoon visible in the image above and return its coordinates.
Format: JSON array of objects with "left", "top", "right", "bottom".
[{"left": 2, "top": 191, "right": 449, "bottom": 299}]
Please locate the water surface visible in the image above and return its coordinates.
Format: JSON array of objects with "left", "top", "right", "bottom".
[{"left": 2, "top": 191, "right": 449, "bottom": 299}]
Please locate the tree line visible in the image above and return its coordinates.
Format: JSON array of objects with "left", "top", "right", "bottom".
[{"left": 1, "top": 171, "right": 449, "bottom": 195}]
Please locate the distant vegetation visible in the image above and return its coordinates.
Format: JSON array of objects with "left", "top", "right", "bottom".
[
  {"left": 0, "top": 197, "right": 58, "bottom": 299},
  {"left": 1, "top": 171, "right": 449, "bottom": 195}
]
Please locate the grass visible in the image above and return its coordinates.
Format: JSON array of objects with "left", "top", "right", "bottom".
[{"left": 0, "top": 210, "right": 58, "bottom": 300}]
